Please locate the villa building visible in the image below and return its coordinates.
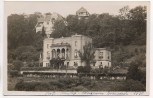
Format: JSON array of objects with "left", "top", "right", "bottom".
[{"left": 43, "top": 34, "right": 111, "bottom": 69}]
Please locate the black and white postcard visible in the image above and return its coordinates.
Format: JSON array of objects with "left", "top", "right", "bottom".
[{"left": 3, "top": 1, "right": 150, "bottom": 96}]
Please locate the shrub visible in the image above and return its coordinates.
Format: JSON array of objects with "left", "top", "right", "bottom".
[
  {"left": 9, "top": 70, "right": 19, "bottom": 77},
  {"left": 77, "top": 66, "right": 84, "bottom": 73},
  {"left": 15, "top": 81, "right": 41, "bottom": 91},
  {"left": 34, "top": 82, "right": 50, "bottom": 91},
  {"left": 58, "top": 77, "right": 73, "bottom": 85},
  {"left": 49, "top": 80, "right": 65, "bottom": 88},
  {"left": 12, "top": 60, "right": 23, "bottom": 71},
  {"left": 122, "top": 80, "right": 145, "bottom": 91},
  {"left": 109, "top": 80, "right": 145, "bottom": 91},
  {"left": 49, "top": 85, "right": 58, "bottom": 91},
  {"left": 71, "top": 85, "right": 88, "bottom": 91},
  {"left": 15, "top": 82, "right": 25, "bottom": 91},
  {"left": 81, "top": 77, "right": 92, "bottom": 86},
  {"left": 126, "top": 62, "right": 143, "bottom": 81}
]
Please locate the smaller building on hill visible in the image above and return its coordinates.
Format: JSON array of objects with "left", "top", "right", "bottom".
[
  {"left": 35, "top": 12, "right": 64, "bottom": 37},
  {"left": 76, "top": 7, "right": 90, "bottom": 19}
]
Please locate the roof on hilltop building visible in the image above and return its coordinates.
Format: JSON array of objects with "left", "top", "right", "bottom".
[{"left": 76, "top": 7, "right": 90, "bottom": 14}]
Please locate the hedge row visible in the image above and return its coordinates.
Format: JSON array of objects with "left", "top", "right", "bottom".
[
  {"left": 21, "top": 67, "right": 76, "bottom": 71},
  {"left": 22, "top": 71, "right": 126, "bottom": 77}
]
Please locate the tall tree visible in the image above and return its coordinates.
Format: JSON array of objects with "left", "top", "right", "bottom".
[
  {"left": 79, "top": 43, "right": 95, "bottom": 73},
  {"left": 41, "top": 26, "right": 46, "bottom": 38},
  {"left": 119, "top": 6, "right": 130, "bottom": 20},
  {"left": 51, "top": 20, "right": 69, "bottom": 38}
]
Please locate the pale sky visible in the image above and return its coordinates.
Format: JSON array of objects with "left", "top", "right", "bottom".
[{"left": 5, "top": 1, "right": 149, "bottom": 17}]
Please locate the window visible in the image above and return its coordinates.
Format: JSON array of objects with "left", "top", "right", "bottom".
[
  {"left": 75, "top": 41, "right": 77, "bottom": 47},
  {"left": 51, "top": 18, "right": 55, "bottom": 24},
  {"left": 46, "top": 51, "right": 50, "bottom": 59},
  {"left": 99, "top": 51, "right": 103, "bottom": 59},
  {"left": 74, "top": 62, "right": 78, "bottom": 67},
  {"left": 47, "top": 44, "right": 49, "bottom": 49},
  {"left": 52, "top": 49, "right": 56, "bottom": 58},
  {"left": 66, "top": 49, "right": 69, "bottom": 59},
  {"left": 74, "top": 50, "right": 78, "bottom": 58},
  {"left": 46, "top": 63, "right": 49, "bottom": 67},
  {"left": 99, "top": 62, "right": 103, "bottom": 68},
  {"left": 57, "top": 49, "right": 60, "bottom": 58},
  {"left": 67, "top": 62, "right": 69, "bottom": 68},
  {"left": 62, "top": 48, "right": 65, "bottom": 59}
]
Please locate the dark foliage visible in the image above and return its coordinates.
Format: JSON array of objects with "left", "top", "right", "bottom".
[
  {"left": 126, "top": 61, "right": 146, "bottom": 85},
  {"left": 14, "top": 77, "right": 145, "bottom": 91}
]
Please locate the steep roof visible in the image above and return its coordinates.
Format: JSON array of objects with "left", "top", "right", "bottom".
[{"left": 76, "top": 7, "right": 89, "bottom": 14}]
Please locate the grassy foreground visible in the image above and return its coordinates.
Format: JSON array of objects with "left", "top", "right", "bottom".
[{"left": 8, "top": 76, "right": 145, "bottom": 91}]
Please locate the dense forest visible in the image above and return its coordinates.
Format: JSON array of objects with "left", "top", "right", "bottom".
[{"left": 7, "top": 6, "right": 146, "bottom": 69}]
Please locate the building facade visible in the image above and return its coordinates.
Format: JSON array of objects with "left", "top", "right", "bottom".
[{"left": 42, "top": 34, "right": 111, "bottom": 69}]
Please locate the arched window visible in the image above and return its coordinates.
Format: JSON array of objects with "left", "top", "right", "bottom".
[
  {"left": 62, "top": 48, "right": 65, "bottom": 59},
  {"left": 74, "top": 49, "right": 78, "bottom": 58},
  {"left": 66, "top": 49, "right": 69, "bottom": 59},
  {"left": 57, "top": 49, "right": 60, "bottom": 58},
  {"left": 52, "top": 49, "right": 56, "bottom": 58}
]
